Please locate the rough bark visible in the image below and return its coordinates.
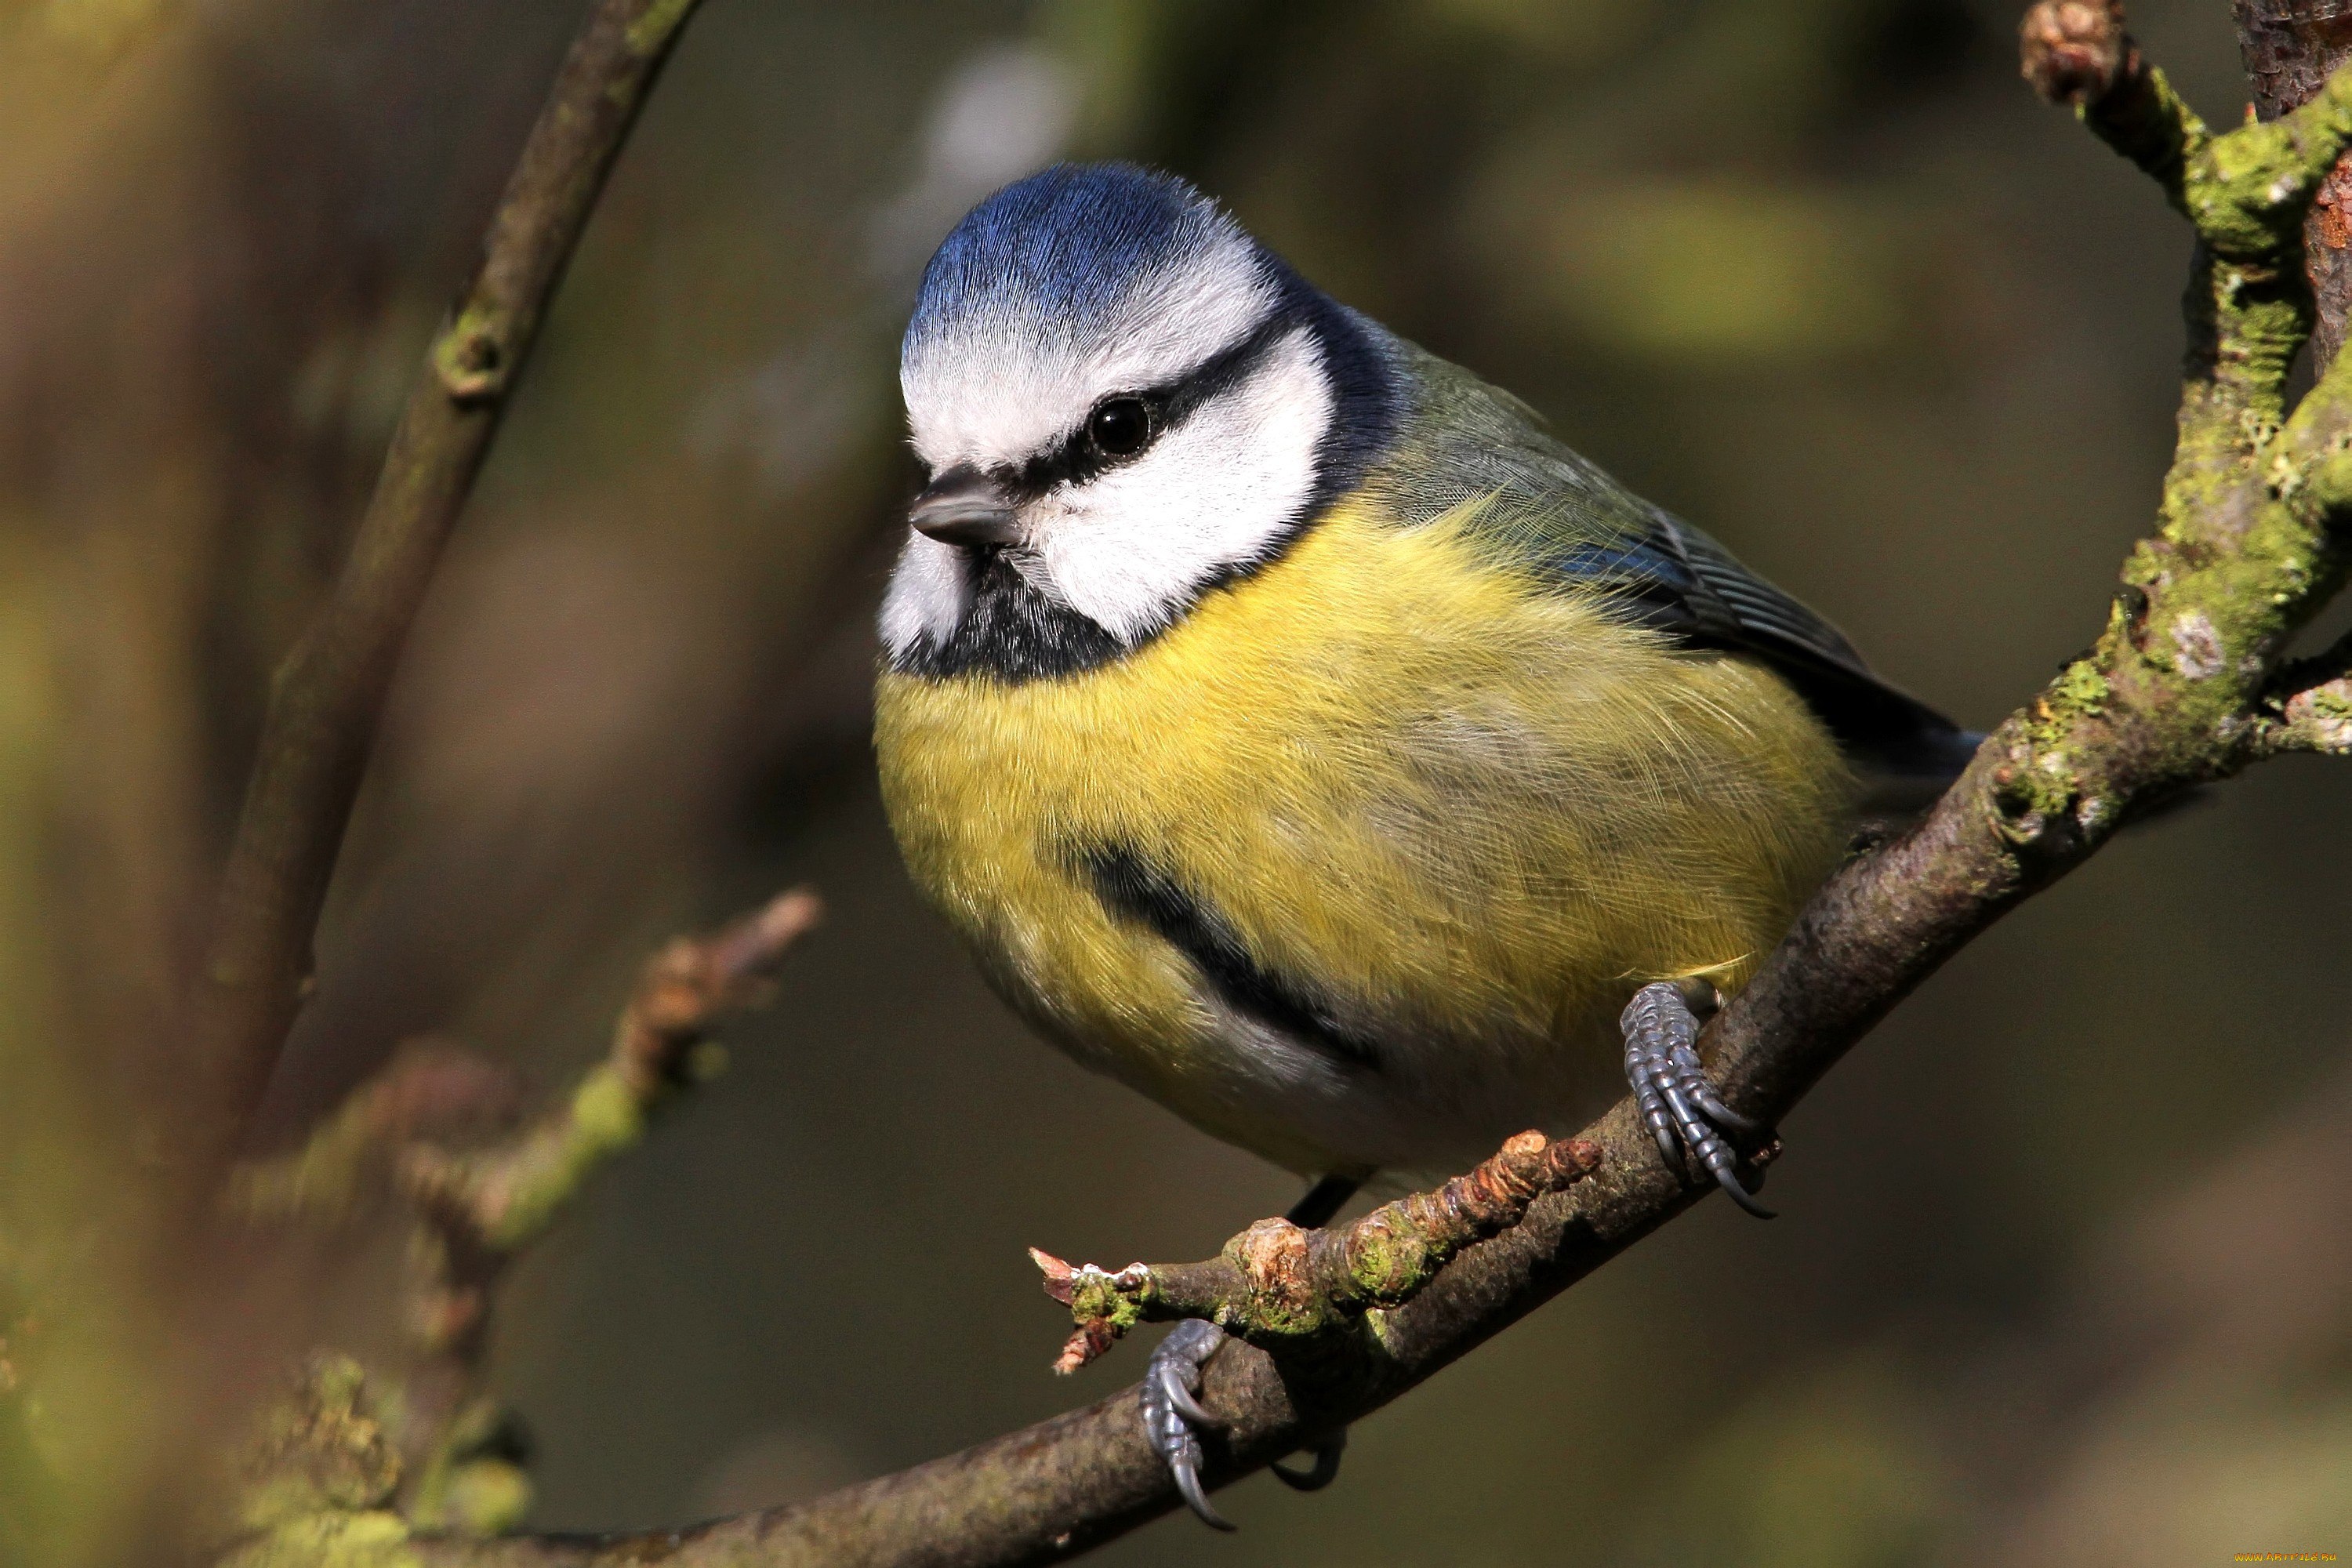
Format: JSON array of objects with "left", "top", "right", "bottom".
[{"left": 2236, "top": 0, "right": 2352, "bottom": 367}]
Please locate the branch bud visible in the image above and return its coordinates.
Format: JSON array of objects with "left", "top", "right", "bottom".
[{"left": 2020, "top": 0, "right": 2129, "bottom": 107}]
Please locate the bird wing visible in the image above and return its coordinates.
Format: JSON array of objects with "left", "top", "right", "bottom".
[{"left": 1361, "top": 339, "right": 1975, "bottom": 781}]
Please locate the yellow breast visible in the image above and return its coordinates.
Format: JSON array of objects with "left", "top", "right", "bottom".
[{"left": 873, "top": 502, "right": 1851, "bottom": 1175}]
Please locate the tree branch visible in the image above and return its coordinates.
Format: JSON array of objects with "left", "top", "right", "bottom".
[
  {"left": 399, "top": 890, "right": 822, "bottom": 1359},
  {"left": 2257, "top": 628, "right": 2352, "bottom": 753},
  {"left": 2235, "top": 0, "right": 2352, "bottom": 370},
  {"left": 225, "top": 891, "right": 820, "bottom": 1556},
  {"left": 351, "top": 9, "right": 2352, "bottom": 1566},
  {"left": 1030, "top": 1131, "right": 1605, "bottom": 1374},
  {"left": 398, "top": 887, "right": 819, "bottom": 1533},
  {"left": 178, "top": 0, "right": 711, "bottom": 1198}
]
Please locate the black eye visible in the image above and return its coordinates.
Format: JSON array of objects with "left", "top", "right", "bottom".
[{"left": 1086, "top": 397, "right": 1152, "bottom": 458}]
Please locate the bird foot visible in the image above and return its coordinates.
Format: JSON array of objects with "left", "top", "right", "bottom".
[
  {"left": 1142, "top": 1172, "right": 1363, "bottom": 1528},
  {"left": 1142, "top": 1316, "right": 1234, "bottom": 1529},
  {"left": 1621, "top": 980, "right": 1774, "bottom": 1218},
  {"left": 1142, "top": 1318, "right": 1352, "bottom": 1528}
]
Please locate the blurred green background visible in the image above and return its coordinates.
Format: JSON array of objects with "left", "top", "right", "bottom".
[{"left": 5, "top": 0, "right": 2351, "bottom": 1563}]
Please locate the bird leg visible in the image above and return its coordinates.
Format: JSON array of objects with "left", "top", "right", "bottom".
[
  {"left": 1621, "top": 979, "right": 1773, "bottom": 1218},
  {"left": 1141, "top": 1172, "right": 1361, "bottom": 1529}
]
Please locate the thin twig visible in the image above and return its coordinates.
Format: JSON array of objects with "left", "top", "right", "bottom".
[
  {"left": 180, "top": 0, "right": 712, "bottom": 1197},
  {"left": 1031, "top": 1131, "right": 1606, "bottom": 1374},
  {"left": 2256, "top": 629, "right": 2352, "bottom": 754},
  {"left": 398, "top": 888, "right": 819, "bottom": 1531},
  {"left": 225, "top": 891, "right": 820, "bottom": 1545},
  {"left": 401, "top": 887, "right": 822, "bottom": 1363}
]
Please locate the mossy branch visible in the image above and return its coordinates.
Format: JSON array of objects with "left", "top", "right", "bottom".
[
  {"left": 2258, "top": 631, "right": 2352, "bottom": 753},
  {"left": 399, "top": 888, "right": 822, "bottom": 1326},
  {"left": 1030, "top": 1132, "right": 1605, "bottom": 1373},
  {"left": 2022, "top": 2, "right": 2204, "bottom": 209},
  {"left": 177, "top": 0, "right": 712, "bottom": 1203},
  {"left": 400, "top": 889, "right": 816, "bottom": 1531},
  {"left": 1706, "top": 4, "right": 2352, "bottom": 1139},
  {"left": 231, "top": 1044, "right": 526, "bottom": 1225},
  {"left": 226, "top": 891, "right": 818, "bottom": 1552},
  {"left": 222, "top": 1356, "right": 409, "bottom": 1568},
  {"left": 2234, "top": 0, "right": 2352, "bottom": 369}
]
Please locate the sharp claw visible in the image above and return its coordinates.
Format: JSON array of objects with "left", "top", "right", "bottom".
[
  {"left": 1171, "top": 1451, "right": 1236, "bottom": 1530},
  {"left": 1640, "top": 1098, "right": 1681, "bottom": 1161},
  {"left": 1711, "top": 1161, "right": 1776, "bottom": 1219},
  {"left": 1157, "top": 1360, "right": 1218, "bottom": 1428},
  {"left": 1144, "top": 1319, "right": 1238, "bottom": 1530},
  {"left": 1269, "top": 1432, "right": 1346, "bottom": 1492},
  {"left": 1691, "top": 1087, "right": 1760, "bottom": 1132},
  {"left": 1624, "top": 980, "right": 1778, "bottom": 1221},
  {"left": 1632, "top": 1059, "right": 1682, "bottom": 1162},
  {"left": 1672, "top": 1044, "right": 1761, "bottom": 1131}
]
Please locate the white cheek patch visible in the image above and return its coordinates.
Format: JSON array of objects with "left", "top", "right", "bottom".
[
  {"left": 1034, "top": 326, "right": 1332, "bottom": 641},
  {"left": 902, "top": 230, "right": 1278, "bottom": 474},
  {"left": 878, "top": 531, "right": 971, "bottom": 658}
]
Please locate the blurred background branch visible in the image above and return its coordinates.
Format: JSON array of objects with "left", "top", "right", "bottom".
[
  {"left": 180, "top": 0, "right": 716, "bottom": 1204},
  {"left": 223, "top": 890, "right": 818, "bottom": 1556}
]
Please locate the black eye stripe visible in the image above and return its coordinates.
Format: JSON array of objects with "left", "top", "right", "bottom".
[{"left": 1004, "top": 308, "right": 1299, "bottom": 498}]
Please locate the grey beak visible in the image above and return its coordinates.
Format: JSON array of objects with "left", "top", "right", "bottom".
[{"left": 910, "top": 468, "right": 1021, "bottom": 548}]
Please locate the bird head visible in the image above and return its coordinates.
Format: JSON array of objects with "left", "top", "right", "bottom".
[{"left": 884, "top": 163, "right": 1395, "bottom": 675}]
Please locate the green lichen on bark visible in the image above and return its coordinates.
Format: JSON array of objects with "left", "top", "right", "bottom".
[
  {"left": 2280, "top": 674, "right": 2352, "bottom": 752},
  {"left": 1218, "top": 1221, "right": 1330, "bottom": 1339},
  {"left": 226, "top": 1356, "right": 419, "bottom": 1568},
  {"left": 428, "top": 299, "right": 508, "bottom": 405},
  {"left": 2183, "top": 65, "right": 2352, "bottom": 260},
  {"left": 219, "top": 1511, "right": 419, "bottom": 1568},
  {"left": 2303, "top": 681, "right": 2352, "bottom": 724},
  {"left": 210, "top": 895, "right": 815, "bottom": 1565},
  {"left": 2080, "top": 63, "right": 2206, "bottom": 212},
  {"left": 1036, "top": 1134, "right": 1599, "bottom": 1367},
  {"left": 1991, "top": 47, "right": 2352, "bottom": 841},
  {"left": 1336, "top": 1210, "right": 1440, "bottom": 1307},
  {"left": 1061, "top": 1267, "right": 1148, "bottom": 1338},
  {"left": 238, "top": 1356, "right": 402, "bottom": 1532},
  {"left": 465, "top": 1064, "right": 656, "bottom": 1252},
  {"left": 409, "top": 1403, "right": 533, "bottom": 1540},
  {"left": 231, "top": 1089, "right": 397, "bottom": 1222},
  {"left": 623, "top": 0, "right": 701, "bottom": 57}
]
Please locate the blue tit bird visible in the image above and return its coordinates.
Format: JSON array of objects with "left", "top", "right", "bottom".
[{"left": 873, "top": 162, "right": 1973, "bottom": 1525}]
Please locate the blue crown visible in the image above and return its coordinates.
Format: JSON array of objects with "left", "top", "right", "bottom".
[{"left": 906, "top": 164, "right": 1243, "bottom": 353}]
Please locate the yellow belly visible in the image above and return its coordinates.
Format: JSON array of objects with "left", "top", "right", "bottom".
[{"left": 873, "top": 503, "right": 1851, "bottom": 1176}]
